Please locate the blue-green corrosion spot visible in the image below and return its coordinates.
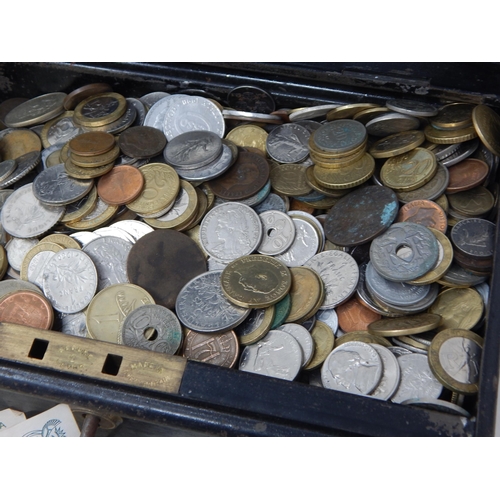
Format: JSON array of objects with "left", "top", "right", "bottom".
[{"left": 381, "top": 201, "right": 398, "bottom": 225}]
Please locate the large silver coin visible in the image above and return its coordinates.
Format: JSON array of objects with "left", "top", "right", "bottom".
[
  {"left": 369, "top": 344, "right": 401, "bottom": 400},
  {"left": 175, "top": 270, "right": 250, "bottom": 334},
  {"left": 42, "top": 249, "right": 98, "bottom": 313},
  {"left": 109, "top": 220, "right": 154, "bottom": 242},
  {"left": 277, "top": 323, "right": 314, "bottom": 367},
  {"left": 257, "top": 210, "right": 295, "bottom": 256},
  {"left": 365, "top": 112, "right": 420, "bottom": 137},
  {"left": 369, "top": 222, "right": 439, "bottom": 282},
  {"left": 385, "top": 99, "right": 439, "bottom": 117},
  {"left": 143, "top": 94, "right": 187, "bottom": 131},
  {"left": 199, "top": 202, "right": 262, "bottom": 263},
  {"left": 4, "top": 92, "right": 67, "bottom": 128},
  {"left": 82, "top": 235, "right": 133, "bottom": 291},
  {"left": 121, "top": 304, "right": 182, "bottom": 354},
  {"left": 93, "top": 227, "right": 136, "bottom": 244},
  {"left": 304, "top": 250, "right": 359, "bottom": 309},
  {"left": 27, "top": 249, "right": 57, "bottom": 288},
  {"left": 164, "top": 130, "right": 222, "bottom": 168},
  {"left": 239, "top": 329, "right": 302, "bottom": 381},
  {"left": 321, "top": 341, "right": 383, "bottom": 395},
  {"left": 253, "top": 192, "right": 289, "bottom": 214},
  {"left": 1, "top": 183, "right": 64, "bottom": 238},
  {"left": 0, "top": 151, "right": 41, "bottom": 188},
  {"left": 163, "top": 95, "right": 225, "bottom": 141},
  {"left": 391, "top": 353, "right": 443, "bottom": 404},
  {"left": 266, "top": 123, "right": 310, "bottom": 164}
]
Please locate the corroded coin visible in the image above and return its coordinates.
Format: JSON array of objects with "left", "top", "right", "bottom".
[
  {"left": 97, "top": 165, "right": 144, "bottom": 205},
  {"left": 182, "top": 329, "right": 239, "bottom": 368},
  {"left": 447, "top": 186, "right": 495, "bottom": 216},
  {"left": 4, "top": 92, "right": 67, "bottom": 128},
  {"left": 266, "top": 123, "right": 310, "bottom": 163},
  {"left": 118, "top": 125, "right": 167, "bottom": 159},
  {"left": 220, "top": 254, "right": 292, "bottom": 308},
  {"left": 0, "top": 290, "right": 53, "bottom": 330},
  {"left": 324, "top": 185, "right": 398, "bottom": 247},
  {"left": 396, "top": 199, "right": 447, "bottom": 233},
  {"left": 445, "top": 158, "right": 489, "bottom": 194},
  {"left": 127, "top": 229, "right": 207, "bottom": 310}
]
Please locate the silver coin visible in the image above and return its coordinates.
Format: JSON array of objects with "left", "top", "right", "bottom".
[
  {"left": 387, "top": 345, "right": 413, "bottom": 357},
  {"left": 257, "top": 210, "right": 296, "bottom": 256},
  {"left": 152, "top": 186, "right": 190, "bottom": 223},
  {"left": 370, "top": 222, "right": 439, "bottom": 282},
  {"left": 92, "top": 227, "right": 135, "bottom": 244},
  {"left": 56, "top": 310, "right": 88, "bottom": 338},
  {"left": 431, "top": 143, "right": 460, "bottom": 160},
  {"left": 294, "top": 120, "right": 323, "bottom": 133},
  {"left": 121, "top": 304, "right": 182, "bottom": 354},
  {"left": 27, "top": 249, "right": 57, "bottom": 288},
  {"left": 69, "top": 231, "right": 100, "bottom": 246},
  {"left": 82, "top": 235, "right": 132, "bottom": 291},
  {"left": 135, "top": 196, "right": 176, "bottom": 219},
  {"left": 83, "top": 101, "right": 136, "bottom": 135},
  {"left": 0, "top": 151, "right": 41, "bottom": 188},
  {"left": 239, "top": 329, "right": 302, "bottom": 381},
  {"left": 143, "top": 94, "right": 187, "bottom": 131},
  {"left": 0, "top": 160, "right": 17, "bottom": 182},
  {"left": 369, "top": 344, "right": 401, "bottom": 400},
  {"left": 42, "top": 248, "right": 98, "bottom": 313},
  {"left": 4, "top": 92, "right": 67, "bottom": 128},
  {"left": 385, "top": 99, "right": 439, "bottom": 117},
  {"left": 109, "top": 220, "right": 154, "bottom": 242},
  {"left": 164, "top": 130, "right": 223, "bottom": 168},
  {"left": 474, "top": 282, "right": 490, "bottom": 308},
  {"left": 41, "top": 144, "right": 63, "bottom": 169},
  {"left": 1, "top": 183, "right": 64, "bottom": 238},
  {"left": 391, "top": 353, "right": 443, "bottom": 404},
  {"left": 175, "top": 270, "right": 250, "bottom": 333},
  {"left": 392, "top": 337, "right": 429, "bottom": 355},
  {"left": 222, "top": 109, "right": 282, "bottom": 124},
  {"left": 126, "top": 97, "right": 147, "bottom": 126},
  {"left": 207, "top": 256, "right": 227, "bottom": 271},
  {"left": 32, "top": 164, "right": 94, "bottom": 206},
  {"left": 234, "top": 308, "right": 266, "bottom": 340},
  {"left": 236, "top": 180, "right": 272, "bottom": 208},
  {"left": 439, "top": 139, "right": 479, "bottom": 167},
  {"left": 365, "top": 112, "right": 420, "bottom": 137},
  {"left": 315, "top": 308, "right": 339, "bottom": 336},
  {"left": 5, "top": 237, "right": 39, "bottom": 271},
  {"left": 288, "top": 211, "right": 325, "bottom": 252},
  {"left": 0, "top": 279, "right": 43, "bottom": 300},
  {"left": 304, "top": 250, "right": 359, "bottom": 310},
  {"left": 139, "top": 91, "right": 171, "bottom": 108},
  {"left": 289, "top": 104, "right": 341, "bottom": 122},
  {"left": 199, "top": 202, "right": 262, "bottom": 263},
  {"left": 274, "top": 217, "right": 320, "bottom": 267},
  {"left": 253, "top": 192, "right": 289, "bottom": 214},
  {"left": 46, "top": 115, "right": 82, "bottom": 146},
  {"left": 441, "top": 262, "right": 487, "bottom": 287},
  {"left": 401, "top": 398, "right": 471, "bottom": 418},
  {"left": 438, "top": 336, "right": 481, "bottom": 385},
  {"left": 301, "top": 315, "right": 316, "bottom": 332},
  {"left": 163, "top": 95, "right": 225, "bottom": 141},
  {"left": 277, "top": 323, "right": 314, "bottom": 367},
  {"left": 313, "top": 120, "right": 367, "bottom": 153},
  {"left": 266, "top": 123, "right": 310, "bottom": 164},
  {"left": 321, "top": 341, "right": 383, "bottom": 395},
  {"left": 450, "top": 218, "right": 495, "bottom": 259}
]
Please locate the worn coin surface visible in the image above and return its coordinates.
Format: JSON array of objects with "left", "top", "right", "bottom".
[
  {"left": 386, "top": 99, "right": 439, "bottom": 117},
  {"left": 118, "top": 125, "right": 167, "bottom": 159},
  {"left": 266, "top": 123, "right": 310, "bottom": 163},
  {"left": 257, "top": 210, "right": 295, "bottom": 256},
  {"left": 446, "top": 158, "right": 489, "bottom": 194},
  {"left": 431, "top": 103, "right": 474, "bottom": 130},
  {"left": 0, "top": 151, "right": 41, "bottom": 188},
  {"left": 74, "top": 92, "right": 126, "bottom": 127},
  {"left": 365, "top": 112, "right": 420, "bottom": 137},
  {"left": 450, "top": 218, "right": 495, "bottom": 259},
  {"left": 369, "top": 344, "right": 401, "bottom": 400},
  {"left": 0, "top": 290, "right": 54, "bottom": 330},
  {"left": 396, "top": 163, "right": 449, "bottom": 203},
  {"left": 337, "top": 296, "right": 381, "bottom": 333},
  {"left": 164, "top": 130, "right": 222, "bottom": 168},
  {"left": 277, "top": 323, "right": 314, "bottom": 367},
  {"left": 472, "top": 104, "right": 500, "bottom": 156},
  {"left": 313, "top": 119, "right": 367, "bottom": 154},
  {"left": 4, "top": 92, "right": 67, "bottom": 128},
  {"left": 396, "top": 199, "right": 447, "bottom": 233},
  {"left": 182, "top": 329, "right": 239, "bottom": 368},
  {"left": 97, "top": 165, "right": 144, "bottom": 206},
  {"left": 227, "top": 86, "right": 275, "bottom": 114}
]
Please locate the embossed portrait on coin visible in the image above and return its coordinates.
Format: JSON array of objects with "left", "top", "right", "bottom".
[
  {"left": 234, "top": 265, "right": 279, "bottom": 295},
  {"left": 329, "top": 349, "right": 380, "bottom": 394},
  {"left": 440, "top": 338, "right": 480, "bottom": 384},
  {"left": 213, "top": 209, "right": 253, "bottom": 257}
]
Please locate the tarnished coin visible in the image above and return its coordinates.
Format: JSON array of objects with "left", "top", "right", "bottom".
[
  {"left": 439, "top": 138, "right": 479, "bottom": 167},
  {"left": 386, "top": 99, "right": 439, "bottom": 117},
  {"left": 365, "top": 112, "right": 420, "bottom": 137},
  {"left": 175, "top": 270, "right": 250, "bottom": 333},
  {"left": 239, "top": 329, "right": 302, "bottom": 381},
  {"left": 4, "top": 92, "right": 67, "bottom": 128},
  {"left": 270, "top": 163, "right": 311, "bottom": 197},
  {"left": 321, "top": 341, "right": 383, "bottom": 395},
  {"left": 257, "top": 210, "right": 295, "bottom": 256},
  {"left": 42, "top": 249, "right": 98, "bottom": 313},
  {"left": 447, "top": 186, "right": 494, "bottom": 217},
  {"left": 81, "top": 101, "right": 136, "bottom": 135},
  {"left": 313, "top": 119, "right": 367, "bottom": 154},
  {"left": 127, "top": 229, "right": 207, "bottom": 310},
  {"left": 220, "top": 254, "right": 292, "bottom": 308},
  {"left": 254, "top": 192, "right": 288, "bottom": 214},
  {"left": 234, "top": 306, "right": 275, "bottom": 345},
  {"left": 472, "top": 104, "right": 500, "bottom": 156},
  {"left": 266, "top": 123, "right": 310, "bottom": 163},
  {"left": 182, "top": 329, "right": 239, "bottom": 368},
  {"left": 118, "top": 126, "right": 167, "bottom": 159},
  {"left": 431, "top": 103, "right": 474, "bottom": 130},
  {"left": 0, "top": 128, "right": 41, "bottom": 161},
  {"left": 0, "top": 290, "right": 53, "bottom": 330},
  {"left": 369, "top": 344, "right": 401, "bottom": 400},
  {"left": 74, "top": 92, "right": 127, "bottom": 127},
  {"left": 63, "top": 83, "right": 113, "bottom": 111},
  {"left": 0, "top": 160, "right": 17, "bottom": 182},
  {"left": 396, "top": 199, "right": 447, "bottom": 233},
  {"left": 396, "top": 163, "right": 449, "bottom": 203},
  {"left": 324, "top": 185, "right": 398, "bottom": 247},
  {"left": 164, "top": 130, "right": 222, "bottom": 168},
  {"left": 69, "top": 131, "right": 115, "bottom": 157},
  {"left": 121, "top": 304, "right": 182, "bottom": 354},
  {"left": 97, "top": 165, "right": 144, "bottom": 206},
  {"left": 369, "top": 130, "right": 426, "bottom": 159},
  {"left": 450, "top": 218, "right": 495, "bottom": 259},
  {"left": 227, "top": 86, "right": 275, "bottom": 114},
  {"left": 445, "top": 158, "right": 489, "bottom": 194}
]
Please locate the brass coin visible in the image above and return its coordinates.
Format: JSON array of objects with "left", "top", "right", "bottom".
[
  {"left": 63, "top": 83, "right": 113, "bottom": 111},
  {"left": 353, "top": 107, "right": 390, "bottom": 125},
  {"left": 236, "top": 306, "right": 276, "bottom": 346},
  {"left": 70, "top": 144, "right": 121, "bottom": 168},
  {"left": 309, "top": 143, "right": 366, "bottom": 167},
  {"left": 40, "top": 233, "right": 82, "bottom": 249},
  {"left": 428, "top": 328, "right": 483, "bottom": 394},
  {"left": 431, "top": 103, "right": 475, "bottom": 130},
  {"left": 118, "top": 126, "right": 167, "bottom": 159},
  {"left": 220, "top": 254, "right": 292, "bottom": 308},
  {"left": 309, "top": 134, "right": 367, "bottom": 159},
  {"left": 0, "top": 244, "right": 7, "bottom": 280},
  {"left": 424, "top": 124, "right": 478, "bottom": 144},
  {"left": 225, "top": 124, "right": 268, "bottom": 153},
  {"left": 326, "top": 103, "right": 379, "bottom": 121},
  {"left": 69, "top": 131, "right": 116, "bottom": 157},
  {"left": 367, "top": 313, "right": 441, "bottom": 337},
  {"left": 380, "top": 148, "right": 437, "bottom": 191},
  {"left": 182, "top": 187, "right": 209, "bottom": 232},
  {"left": 472, "top": 104, "right": 500, "bottom": 156},
  {"left": 369, "top": 130, "right": 426, "bottom": 159},
  {"left": 448, "top": 186, "right": 494, "bottom": 216},
  {"left": 334, "top": 331, "right": 392, "bottom": 348},
  {"left": 97, "top": 165, "right": 145, "bottom": 205},
  {"left": 60, "top": 186, "right": 98, "bottom": 223},
  {"left": 74, "top": 92, "right": 127, "bottom": 128},
  {"left": 305, "top": 167, "right": 349, "bottom": 197},
  {"left": 270, "top": 163, "right": 311, "bottom": 197},
  {"left": 396, "top": 163, "right": 449, "bottom": 204},
  {"left": 303, "top": 320, "right": 335, "bottom": 370},
  {"left": 64, "top": 198, "right": 119, "bottom": 230},
  {"left": 0, "top": 128, "right": 42, "bottom": 161},
  {"left": 313, "top": 153, "right": 375, "bottom": 189},
  {"left": 20, "top": 241, "right": 64, "bottom": 281},
  {"left": 286, "top": 266, "right": 324, "bottom": 323},
  {"left": 65, "top": 157, "right": 115, "bottom": 180},
  {"left": 429, "top": 287, "right": 483, "bottom": 331}
]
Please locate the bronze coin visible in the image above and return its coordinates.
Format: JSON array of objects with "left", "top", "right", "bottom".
[
  {"left": 118, "top": 126, "right": 167, "bottom": 159},
  {"left": 396, "top": 199, "right": 448, "bottom": 233},
  {"left": 63, "top": 83, "right": 113, "bottom": 111},
  {"left": 182, "top": 329, "right": 239, "bottom": 368},
  {"left": 206, "top": 151, "right": 270, "bottom": 200},
  {"left": 324, "top": 185, "right": 399, "bottom": 246},
  {"left": 0, "top": 290, "right": 53, "bottom": 329},
  {"left": 446, "top": 158, "right": 489, "bottom": 194},
  {"left": 69, "top": 131, "right": 116, "bottom": 157},
  {"left": 127, "top": 229, "right": 207, "bottom": 310},
  {"left": 337, "top": 296, "right": 381, "bottom": 333},
  {"left": 97, "top": 165, "right": 145, "bottom": 205}
]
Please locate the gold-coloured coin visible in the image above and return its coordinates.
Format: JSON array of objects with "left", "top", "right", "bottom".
[
  {"left": 20, "top": 241, "right": 64, "bottom": 281},
  {"left": 424, "top": 124, "right": 478, "bottom": 144},
  {"left": 40, "top": 111, "right": 76, "bottom": 149},
  {"left": 182, "top": 187, "right": 209, "bottom": 232},
  {"left": 434, "top": 193, "right": 449, "bottom": 214},
  {"left": 472, "top": 104, "right": 500, "bottom": 156},
  {"left": 326, "top": 103, "right": 378, "bottom": 121},
  {"left": 407, "top": 228, "right": 453, "bottom": 285},
  {"left": 367, "top": 312, "right": 441, "bottom": 337},
  {"left": 397, "top": 335, "right": 429, "bottom": 351},
  {"left": 313, "top": 153, "right": 375, "bottom": 189},
  {"left": 74, "top": 92, "right": 127, "bottom": 128},
  {"left": 40, "top": 233, "right": 82, "bottom": 249},
  {"left": 126, "top": 163, "right": 180, "bottom": 216},
  {"left": 60, "top": 186, "right": 98, "bottom": 224},
  {"left": 45, "top": 147, "right": 64, "bottom": 167},
  {"left": 380, "top": 148, "right": 437, "bottom": 191},
  {"left": 334, "top": 331, "right": 392, "bottom": 348},
  {"left": 431, "top": 103, "right": 475, "bottom": 130},
  {"left": 64, "top": 157, "right": 115, "bottom": 180},
  {"left": 428, "top": 328, "right": 483, "bottom": 394},
  {"left": 304, "top": 166, "right": 351, "bottom": 197},
  {"left": 352, "top": 107, "right": 390, "bottom": 125},
  {"left": 238, "top": 306, "right": 276, "bottom": 346},
  {"left": 447, "top": 186, "right": 494, "bottom": 217},
  {"left": 70, "top": 143, "right": 120, "bottom": 167},
  {"left": 368, "top": 130, "right": 426, "bottom": 158},
  {"left": 429, "top": 287, "right": 483, "bottom": 331},
  {"left": 0, "top": 245, "right": 7, "bottom": 280},
  {"left": 220, "top": 254, "right": 292, "bottom": 308},
  {"left": 309, "top": 133, "right": 367, "bottom": 159},
  {"left": 143, "top": 180, "right": 199, "bottom": 230},
  {"left": 309, "top": 144, "right": 366, "bottom": 168},
  {"left": 286, "top": 266, "right": 324, "bottom": 323},
  {"left": 185, "top": 225, "right": 208, "bottom": 258},
  {"left": 225, "top": 124, "right": 268, "bottom": 153},
  {"left": 297, "top": 196, "right": 339, "bottom": 211},
  {"left": 303, "top": 320, "right": 335, "bottom": 370},
  {"left": 270, "top": 163, "right": 312, "bottom": 197},
  {"left": 0, "top": 128, "right": 42, "bottom": 161},
  {"left": 65, "top": 198, "right": 119, "bottom": 231}
]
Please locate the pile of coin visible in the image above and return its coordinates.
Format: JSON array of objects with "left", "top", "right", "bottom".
[{"left": 0, "top": 81, "right": 498, "bottom": 420}]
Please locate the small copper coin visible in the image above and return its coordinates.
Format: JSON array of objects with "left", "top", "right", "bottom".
[
  {"left": 206, "top": 151, "right": 269, "bottom": 200},
  {"left": 69, "top": 131, "right": 116, "bottom": 157},
  {"left": 396, "top": 199, "right": 448, "bottom": 233},
  {"left": 118, "top": 126, "right": 167, "bottom": 159},
  {"left": 63, "top": 83, "right": 113, "bottom": 111},
  {"left": 446, "top": 158, "right": 489, "bottom": 194},
  {"left": 182, "top": 329, "right": 239, "bottom": 368},
  {"left": 97, "top": 165, "right": 145, "bottom": 205},
  {"left": 0, "top": 290, "right": 53, "bottom": 329},
  {"left": 337, "top": 296, "right": 382, "bottom": 333},
  {"left": 127, "top": 229, "right": 207, "bottom": 310}
]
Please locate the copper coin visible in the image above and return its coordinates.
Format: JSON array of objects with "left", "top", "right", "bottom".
[
  {"left": 396, "top": 199, "right": 448, "bottom": 233},
  {"left": 127, "top": 229, "right": 207, "bottom": 310},
  {"left": 337, "top": 296, "right": 381, "bottom": 333},
  {"left": 446, "top": 158, "right": 489, "bottom": 194},
  {"left": 69, "top": 131, "right": 116, "bottom": 157},
  {"left": 0, "top": 290, "right": 53, "bottom": 329},
  {"left": 182, "top": 329, "right": 239, "bottom": 368},
  {"left": 206, "top": 151, "right": 270, "bottom": 200},
  {"left": 118, "top": 126, "right": 167, "bottom": 159},
  {"left": 97, "top": 165, "right": 145, "bottom": 205},
  {"left": 63, "top": 83, "right": 113, "bottom": 110}
]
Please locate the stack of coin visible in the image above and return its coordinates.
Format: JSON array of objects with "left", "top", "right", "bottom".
[{"left": 424, "top": 103, "right": 478, "bottom": 144}]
